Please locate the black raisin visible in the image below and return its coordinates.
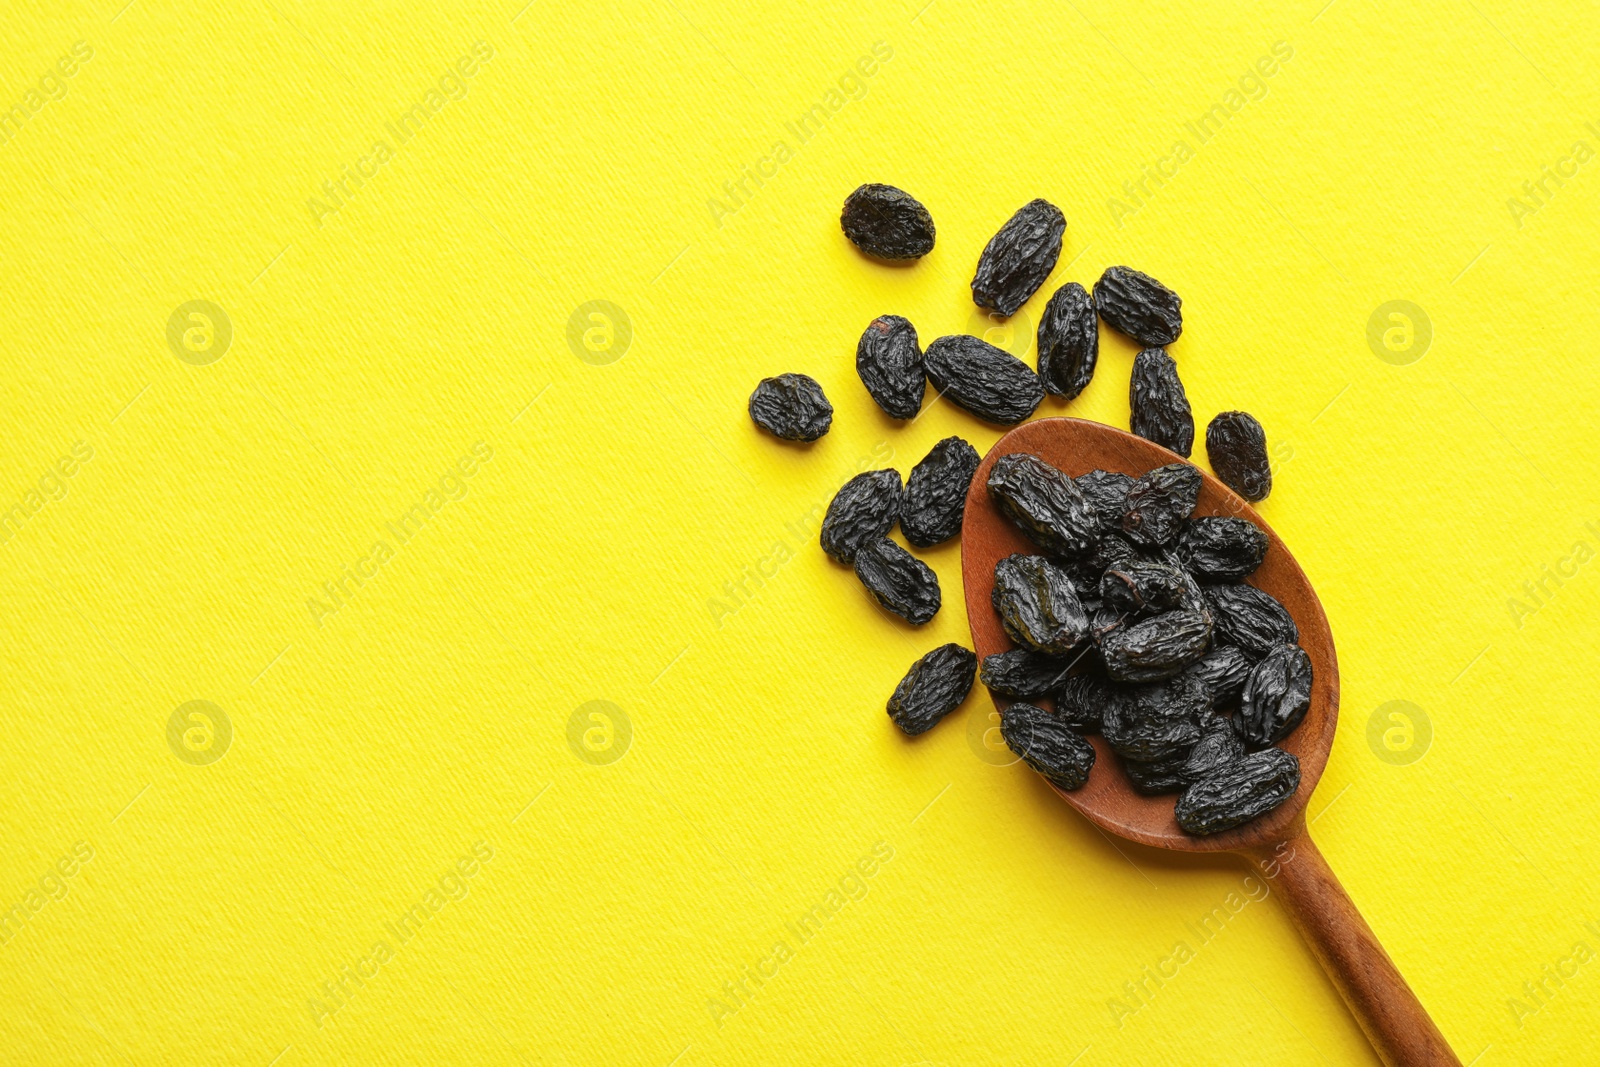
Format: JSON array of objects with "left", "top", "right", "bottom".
[
  {"left": 991, "top": 554, "right": 1089, "bottom": 655},
  {"left": 1036, "top": 282, "right": 1098, "bottom": 399},
  {"left": 1181, "top": 644, "right": 1254, "bottom": 708},
  {"left": 1129, "top": 348, "right": 1194, "bottom": 457},
  {"left": 820, "top": 470, "right": 902, "bottom": 564},
  {"left": 1102, "top": 674, "right": 1207, "bottom": 762},
  {"left": 748, "top": 373, "right": 833, "bottom": 441},
  {"left": 1176, "top": 748, "right": 1300, "bottom": 835},
  {"left": 980, "top": 648, "right": 1073, "bottom": 701},
  {"left": 1099, "top": 610, "right": 1213, "bottom": 683},
  {"left": 1093, "top": 265, "right": 1183, "bottom": 345},
  {"left": 924, "top": 335, "right": 1044, "bottom": 424},
  {"left": 1121, "top": 463, "right": 1201, "bottom": 547},
  {"left": 986, "top": 452, "right": 1100, "bottom": 558},
  {"left": 1123, "top": 754, "right": 1190, "bottom": 795},
  {"left": 1204, "top": 583, "right": 1298, "bottom": 658},
  {"left": 1207, "top": 411, "right": 1273, "bottom": 502},
  {"left": 1177, "top": 517, "right": 1269, "bottom": 582},
  {"left": 841, "top": 183, "right": 936, "bottom": 260},
  {"left": 1100, "top": 560, "right": 1189, "bottom": 617},
  {"left": 1180, "top": 719, "right": 1246, "bottom": 783},
  {"left": 1239, "top": 645, "right": 1313, "bottom": 745},
  {"left": 887, "top": 643, "right": 976, "bottom": 735},
  {"left": 854, "top": 539, "right": 941, "bottom": 625},
  {"left": 1057, "top": 673, "right": 1123, "bottom": 733},
  {"left": 902, "top": 436, "right": 980, "bottom": 547},
  {"left": 1075, "top": 469, "right": 1135, "bottom": 530},
  {"left": 971, "top": 199, "right": 1066, "bottom": 316},
  {"left": 1000, "top": 702, "right": 1096, "bottom": 790},
  {"left": 855, "top": 315, "right": 926, "bottom": 420}
]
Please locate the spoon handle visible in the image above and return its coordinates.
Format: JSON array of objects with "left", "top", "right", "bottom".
[{"left": 1246, "top": 828, "right": 1460, "bottom": 1067}]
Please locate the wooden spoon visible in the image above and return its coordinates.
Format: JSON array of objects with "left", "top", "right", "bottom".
[{"left": 961, "top": 417, "right": 1458, "bottom": 1067}]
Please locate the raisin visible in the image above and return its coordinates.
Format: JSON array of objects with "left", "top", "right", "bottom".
[
  {"left": 1036, "top": 282, "right": 1098, "bottom": 399},
  {"left": 841, "top": 183, "right": 936, "bottom": 260},
  {"left": 1181, "top": 719, "right": 1246, "bottom": 783},
  {"left": 1100, "top": 560, "right": 1188, "bottom": 616},
  {"left": 1075, "top": 469, "right": 1135, "bottom": 530},
  {"left": 1207, "top": 411, "right": 1273, "bottom": 502},
  {"left": 1177, "top": 517, "right": 1268, "bottom": 582},
  {"left": 887, "top": 643, "right": 976, "bottom": 735},
  {"left": 748, "top": 373, "right": 833, "bottom": 441},
  {"left": 856, "top": 315, "right": 926, "bottom": 420},
  {"left": 1182, "top": 644, "right": 1254, "bottom": 708},
  {"left": 991, "top": 554, "right": 1089, "bottom": 655},
  {"left": 1121, "top": 463, "right": 1201, "bottom": 547},
  {"left": 1057, "top": 673, "right": 1123, "bottom": 733},
  {"left": 854, "top": 539, "right": 941, "bottom": 625},
  {"left": 1093, "top": 265, "right": 1183, "bottom": 345},
  {"left": 1204, "top": 583, "right": 1298, "bottom": 658},
  {"left": 1099, "top": 610, "right": 1212, "bottom": 683},
  {"left": 971, "top": 199, "right": 1066, "bottom": 316},
  {"left": 1102, "top": 674, "right": 1207, "bottom": 762},
  {"left": 820, "top": 470, "right": 902, "bottom": 564},
  {"left": 1239, "top": 645, "right": 1313, "bottom": 745},
  {"left": 1000, "top": 702, "right": 1096, "bottom": 790},
  {"left": 1176, "top": 748, "right": 1300, "bottom": 835},
  {"left": 1073, "top": 530, "right": 1139, "bottom": 587},
  {"left": 1129, "top": 348, "right": 1194, "bottom": 457},
  {"left": 924, "top": 335, "right": 1044, "bottom": 424},
  {"left": 986, "top": 452, "right": 1100, "bottom": 558},
  {"left": 980, "top": 648, "right": 1073, "bottom": 701},
  {"left": 902, "top": 436, "right": 980, "bottom": 547},
  {"left": 1123, "top": 754, "right": 1190, "bottom": 795}
]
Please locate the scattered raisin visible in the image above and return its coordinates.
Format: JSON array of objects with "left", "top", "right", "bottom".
[
  {"left": 1176, "top": 748, "right": 1300, "bottom": 835},
  {"left": 1204, "top": 583, "right": 1298, "bottom": 658},
  {"left": 1121, "top": 463, "right": 1201, "bottom": 547},
  {"left": 748, "top": 373, "right": 833, "bottom": 441},
  {"left": 854, "top": 539, "right": 941, "bottom": 625},
  {"left": 1130, "top": 348, "right": 1194, "bottom": 457},
  {"left": 971, "top": 199, "right": 1066, "bottom": 316},
  {"left": 1177, "top": 517, "right": 1268, "bottom": 582},
  {"left": 1036, "top": 282, "right": 1098, "bottom": 399},
  {"left": 1239, "top": 645, "right": 1313, "bottom": 745},
  {"left": 856, "top": 315, "right": 926, "bottom": 420},
  {"left": 924, "top": 335, "right": 1044, "bottom": 424},
  {"left": 987, "top": 452, "right": 1099, "bottom": 558},
  {"left": 1093, "top": 266, "right": 1183, "bottom": 345},
  {"left": 887, "top": 643, "right": 976, "bottom": 735},
  {"left": 902, "top": 436, "right": 980, "bottom": 547},
  {"left": 1207, "top": 411, "right": 1273, "bottom": 502},
  {"left": 991, "top": 554, "right": 1089, "bottom": 655},
  {"left": 820, "top": 470, "right": 902, "bottom": 564},
  {"left": 841, "top": 184, "right": 936, "bottom": 260},
  {"left": 1001, "top": 702, "right": 1097, "bottom": 790}
]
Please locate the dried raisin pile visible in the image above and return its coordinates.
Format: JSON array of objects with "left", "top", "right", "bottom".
[
  {"left": 984, "top": 449, "right": 1313, "bottom": 834},
  {"left": 749, "top": 374, "right": 833, "bottom": 441},
  {"left": 841, "top": 184, "right": 936, "bottom": 260},
  {"left": 971, "top": 199, "right": 1066, "bottom": 316}
]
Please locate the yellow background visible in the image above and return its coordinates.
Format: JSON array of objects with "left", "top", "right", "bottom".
[{"left": 1, "top": 0, "right": 1596, "bottom": 1063}]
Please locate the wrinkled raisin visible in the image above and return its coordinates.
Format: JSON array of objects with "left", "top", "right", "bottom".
[
  {"left": 1176, "top": 747, "right": 1300, "bottom": 835},
  {"left": 887, "top": 643, "right": 976, "bottom": 735},
  {"left": 924, "top": 335, "right": 1044, "bottom": 424},
  {"left": 902, "top": 436, "right": 980, "bottom": 547},
  {"left": 749, "top": 373, "right": 833, "bottom": 441},
  {"left": 1121, "top": 463, "right": 1201, "bottom": 547},
  {"left": 1075, "top": 469, "right": 1135, "bottom": 530},
  {"left": 1099, "top": 610, "right": 1213, "bottom": 683},
  {"left": 1182, "top": 644, "right": 1254, "bottom": 708},
  {"left": 1102, "top": 674, "right": 1207, "bottom": 762},
  {"left": 980, "top": 648, "right": 1073, "bottom": 701},
  {"left": 1130, "top": 348, "right": 1194, "bottom": 457},
  {"left": 1057, "top": 673, "right": 1123, "bottom": 733},
  {"left": 1100, "top": 560, "right": 1189, "bottom": 617},
  {"left": 1001, "top": 702, "right": 1096, "bottom": 790},
  {"left": 987, "top": 452, "right": 1099, "bottom": 558},
  {"left": 854, "top": 539, "right": 941, "bottom": 625},
  {"left": 1177, "top": 517, "right": 1268, "bottom": 582},
  {"left": 820, "top": 470, "right": 902, "bottom": 564},
  {"left": 1036, "top": 282, "right": 1098, "bottom": 399},
  {"left": 1123, "top": 754, "right": 1190, "bottom": 795},
  {"left": 991, "top": 554, "right": 1089, "bottom": 655},
  {"left": 856, "top": 315, "right": 925, "bottom": 420},
  {"left": 1204, "top": 583, "right": 1298, "bottom": 658},
  {"left": 1093, "top": 265, "right": 1183, "bottom": 345},
  {"left": 971, "top": 199, "right": 1066, "bottom": 316},
  {"left": 841, "top": 184, "right": 936, "bottom": 260},
  {"left": 1207, "top": 411, "right": 1273, "bottom": 502},
  {"left": 1181, "top": 719, "right": 1246, "bottom": 783},
  {"left": 1239, "top": 645, "right": 1313, "bottom": 745}
]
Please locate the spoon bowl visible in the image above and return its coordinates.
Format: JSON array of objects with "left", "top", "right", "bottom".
[{"left": 960, "top": 417, "right": 1459, "bottom": 1067}]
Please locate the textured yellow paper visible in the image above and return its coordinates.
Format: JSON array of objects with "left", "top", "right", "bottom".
[{"left": 1, "top": 1, "right": 1596, "bottom": 1063}]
